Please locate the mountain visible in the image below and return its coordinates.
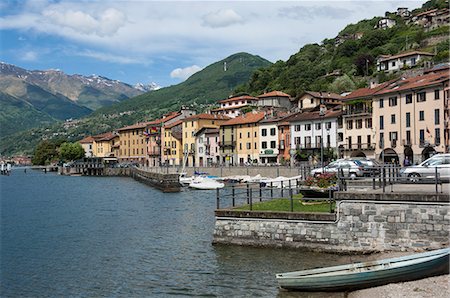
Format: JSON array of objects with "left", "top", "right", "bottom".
[
  {"left": 240, "top": 0, "right": 449, "bottom": 97},
  {"left": 134, "top": 82, "right": 161, "bottom": 92},
  {"left": 95, "top": 52, "right": 272, "bottom": 117},
  {"left": 0, "top": 52, "right": 271, "bottom": 156},
  {"left": 0, "top": 62, "right": 146, "bottom": 111}
]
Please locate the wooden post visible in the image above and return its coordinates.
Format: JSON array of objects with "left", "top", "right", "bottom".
[{"left": 232, "top": 185, "right": 235, "bottom": 207}]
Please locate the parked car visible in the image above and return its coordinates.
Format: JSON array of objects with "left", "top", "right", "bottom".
[
  {"left": 349, "top": 158, "right": 382, "bottom": 176},
  {"left": 310, "top": 159, "right": 364, "bottom": 179},
  {"left": 400, "top": 154, "right": 450, "bottom": 181}
]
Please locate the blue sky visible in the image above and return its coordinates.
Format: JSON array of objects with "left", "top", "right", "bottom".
[{"left": 0, "top": 0, "right": 423, "bottom": 87}]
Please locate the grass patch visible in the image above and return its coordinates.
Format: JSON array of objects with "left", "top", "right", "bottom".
[{"left": 234, "top": 194, "right": 335, "bottom": 213}]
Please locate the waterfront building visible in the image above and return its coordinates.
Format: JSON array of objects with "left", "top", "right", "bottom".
[
  {"left": 210, "top": 95, "right": 258, "bottom": 118},
  {"left": 194, "top": 127, "right": 220, "bottom": 166},
  {"left": 182, "top": 114, "right": 230, "bottom": 167},
  {"left": 372, "top": 69, "right": 450, "bottom": 164},
  {"left": 78, "top": 136, "right": 94, "bottom": 157},
  {"left": 219, "top": 111, "right": 266, "bottom": 165},
  {"left": 376, "top": 51, "right": 434, "bottom": 73},
  {"left": 277, "top": 119, "right": 292, "bottom": 165},
  {"left": 146, "top": 108, "right": 196, "bottom": 167},
  {"left": 289, "top": 108, "right": 342, "bottom": 164},
  {"left": 339, "top": 83, "right": 390, "bottom": 159},
  {"left": 161, "top": 120, "right": 183, "bottom": 166},
  {"left": 256, "top": 91, "right": 292, "bottom": 109},
  {"left": 295, "top": 91, "right": 342, "bottom": 111},
  {"left": 117, "top": 122, "right": 148, "bottom": 165},
  {"left": 92, "top": 132, "right": 119, "bottom": 158},
  {"left": 258, "top": 117, "right": 280, "bottom": 164}
]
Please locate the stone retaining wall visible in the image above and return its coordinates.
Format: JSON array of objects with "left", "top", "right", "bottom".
[
  {"left": 132, "top": 168, "right": 180, "bottom": 192},
  {"left": 213, "top": 200, "right": 450, "bottom": 253}
]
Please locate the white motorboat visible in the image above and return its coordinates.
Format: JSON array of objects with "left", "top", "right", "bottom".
[
  {"left": 179, "top": 173, "right": 194, "bottom": 186},
  {"left": 189, "top": 176, "right": 225, "bottom": 190},
  {"left": 261, "top": 175, "right": 302, "bottom": 188}
]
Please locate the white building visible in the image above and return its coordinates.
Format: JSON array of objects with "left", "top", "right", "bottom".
[
  {"left": 210, "top": 95, "right": 258, "bottom": 118},
  {"left": 374, "top": 18, "right": 396, "bottom": 29},
  {"left": 377, "top": 51, "right": 435, "bottom": 72},
  {"left": 257, "top": 91, "right": 292, "bottom": 109},
  {"left": 289, "top": 109, "right": 342, "bottom": 162},
  {"left": 258, "top": 118, "right": 280, "bottom": 164}
]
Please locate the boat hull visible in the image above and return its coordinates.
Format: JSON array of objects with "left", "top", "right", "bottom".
[{"left": 277, "top": 248, "right": 449, "bottom": 292}]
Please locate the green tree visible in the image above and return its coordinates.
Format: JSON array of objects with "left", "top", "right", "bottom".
[
  {"left": 32, "top": 140, "right": 59, "bottom": 165},
  {"left": 59, "top": 142, "right": 85, "bottom": 162}
]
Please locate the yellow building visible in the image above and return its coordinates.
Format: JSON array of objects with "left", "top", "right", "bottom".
[
  {"left": 161, "top": 120, "right": 183, "bottom": 166},
  {"left": 182, "top": 113, "right": 230, "bottom": 166},
  {"left": 92, "top": 132, "right": 119, "bottom": 158},
  {"left": 219, "top": 111, "right": 266, "bottom": 165},
  {"left": 117, "top": 122, "right": 148, "bottom": 165}
]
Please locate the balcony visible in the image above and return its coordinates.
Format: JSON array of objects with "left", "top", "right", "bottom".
[
  {"left": 343, "top": 108, "right": 372, "bottom": 117},
  {"left": 148, "top": 150, "right": 161, "bottom": 156},
  {"left": 219, "top": 141, "right": 236, "bottom": 148},
  {"left": 342, "top": 143, "right": 376, "bottom": 151}
]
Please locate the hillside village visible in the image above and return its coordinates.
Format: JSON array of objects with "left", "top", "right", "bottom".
[{"left": 80, "top": 58, "right": 449, "bottom": 167}]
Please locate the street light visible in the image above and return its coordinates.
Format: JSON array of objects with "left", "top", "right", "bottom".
[{"left": 319, "top": 105, "right": 326, "bottom": 172}]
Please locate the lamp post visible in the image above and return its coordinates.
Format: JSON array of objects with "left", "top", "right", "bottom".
[{"left": 319, "top": 105, "right": 326, "bottom": 172}]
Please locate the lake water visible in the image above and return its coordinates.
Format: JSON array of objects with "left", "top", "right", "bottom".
[{"left": 1, "top": 169, "right": 354, "bottom": 297}]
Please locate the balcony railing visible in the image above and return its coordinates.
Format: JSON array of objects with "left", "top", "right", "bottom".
[
  {"left": 148, "top": 150, "right": 161, "bottom": 156},
  {"left": 343, "top": 108, "right": 372, "bottom": 116},
  {"left": 219, "top": 141, "right": 236, "bottom": 148},
  {"left": 342, "top": 143, "right": 376, "bottom": 151}
]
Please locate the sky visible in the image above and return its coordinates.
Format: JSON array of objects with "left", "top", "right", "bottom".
[{"left": 0, "top": 0, "right": 424, "bottom": 87}]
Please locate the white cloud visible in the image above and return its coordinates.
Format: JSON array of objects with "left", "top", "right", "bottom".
[
  {"left": 42, "top": 7, "right": 125, "bottom": 37},
  {"left": 170, "top": 65, "right": 202, "bottom": 80},
  {"left": 76, "top": 50, "right": 142, "bottom": 64},
  {"left": 202, "top": 8, "right": 244, "bottom": 28},
  {"left": 21, "top": 51, "right": 38, "bottom": 61}
]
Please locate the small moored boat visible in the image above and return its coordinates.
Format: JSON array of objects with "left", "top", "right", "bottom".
[
  {"left": 189, "top": 176, "right": 225, "bottom": 190},
  {"left": 276, "top": 248, "right": 449, "bottom": 292}
]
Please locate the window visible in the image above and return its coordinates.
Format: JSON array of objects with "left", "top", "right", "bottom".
[
  {"left": 199, "top": 147, "right": 203, "bottom": 154},
  {"left": 379, "top": 99, "right": 384, "bottom": 108},
  {"left": 356, "top": 119, "right": 363, "bottom": 129},
  {"left": 326, "top": 122, "right": 332, "bottom": 129},
  {"left": 389, "top": 131, "right": 398, "bottom": 141},
  {"left": 435, "top": 109, "right": 440, "bottom": 125},
  {"left": 406, "top": 130, "right": 411, "bottom": 144},
  {"left": 379, "top": 133, "right": 384, "bottom": 148},
  {"left": 294, "top": 137, "right": 301, "bottom": 145},
  {"left": 365, "top": 118, "right": 372, "bottom": 128},
  {"left": 346, "top": 120, "right": 353, "bottom": 130},
  {"left": 315, "top": 123, "right": 321, "bottom": 130},
  {"left": 246, "top": 143, "right": 251, "bottom": 149},
  {"left": 338, "top": 132, "right": 343, "bottom": 142},
  {"left": 367, "top": 135, "right": 371, "bottom": 147},
  {"left": 388, "top": 96, "right": 397, "bottom": 106},
  {"left": 380, "top": 116, "right": 384, "bottom": 130},
  {"left": 419, "top": 111, "right": 424, "bottom": 121},
  {"left": 239, "top": 143, "right": 242, "bottom": 150},
  {"left": 435, "top": 90, "right": 440, "bottom": 100},
  {"left": 247, "top": 132, "right": 250, "bottom": 138},
  {"left": 305, "top": 124, "right": 311, "bottom": 131},
  {"left": 392, "top": 61, "right": 396, "bottom": 67},
  {"left": 391, "top": 114, "right": 396, "bottom": 124},
  {"left": 262, "top": 129, "right": 267, "bottom": 136},
  {"left": 411, "top": 57, "right": 416, "bottom": 65},
  {"left": 270, "top": 141, "right": 276, "bottom": 149},
  {"left": 406, "top": 112, "right": 411, "bottom": 128},
  {"left": 417, "top": 92, "right": 426, "bottom": 102},
  {"left": 305, "top": 136, "right": 311, "bottom": 147},
  {"left": 262, "top": 141, "right": 267, "bottom": 149},
  {"left": 254, "top": 131, "right": 257, "bottom": 137},
  {"left": 435, "top": 128, "right": 440, "bottom": 145},
  {"left": 239, "top": 132, "right": 242, "bottom": 139},
  {"left": 405, "top": 94, "right": 412, "bottom": 104},
  {"left": 191, "top": 121, "right": 194, "bottom": 127},
  {"left": 294, "top": 125, "right": 301, "bottom": 131},
  {"left": 419, "top": 129, "right": 425, "bottom": 142},
  {"left": 270, "top": 128, "right": 276, "bottom": 135}
]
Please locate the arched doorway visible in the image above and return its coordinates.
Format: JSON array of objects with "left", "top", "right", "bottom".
[
  {"left": 421, "top": 146, "right": 436, "bottom": 161},
  {"left": 403, "top": 146, "right": 413, "bottom": 165},
  {"left": 351, "top": 151, "right": 366, "bottom": 158},
  {"left": 380, "top": 148, "right": 399, "bottom": 164}
]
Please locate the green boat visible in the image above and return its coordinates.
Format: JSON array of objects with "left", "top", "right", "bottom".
[{"left": 276, "top": 248, "right": 449, "bottom": 291}]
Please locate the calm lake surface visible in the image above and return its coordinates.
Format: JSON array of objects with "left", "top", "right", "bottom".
[{"left": 1, "top": 169, "right": 357, "bottom": 297}]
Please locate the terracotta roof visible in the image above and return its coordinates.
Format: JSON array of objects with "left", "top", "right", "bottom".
[
  {"left": 288, "top": 109, "right": 343, "bottom": 122},
  {"left": 217, "top": 95, "right": 258, "bottom": 104},
  {"left": 257, "top": 91, "right": 291, "bottom": 98},
  {"left": 298, "top": 91, "right": 343, "bottom": 101},
  {"left": 183, "top": 113, "right": 230, "bottom": 121},
  {"left": 414, "top": 8, "right": 439, "bottom": 18},
  {"left": 79, "top": 136, "right": 95, "bottom": 144},
  {"left": 93, "top": 132, "right": 117, "bottom": 141},
  {"left": 221, "top": 111, "right": 266, "bottom": 126},
  {"left": 375, "top": 72, "right": 450, "bottom": 96},
  {"left": 117, "top": 122, "right": 150, "bottom": 131},
  {"left": 164, "top": 119, "right": 183, "bottom": 129},
  {"left": 378, "top": 51, "right": 434, "bottom": 62},
  {"left": 342, "top": 81, "right": 393, "bottom": 101}
]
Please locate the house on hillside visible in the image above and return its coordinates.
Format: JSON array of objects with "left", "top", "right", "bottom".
[
  {"left": 210, "top": 95, "right": 258, "bottom": 118},
  {"left": 397, "top": 7, "right": 411, "bottom": 18},
  {"left": 257, "top": 91, "right": 292, "bottom": 109},
  {"left": 410, "top": 8, "right": 450, "bottom": 31},
  {"left": 376, "top": 51, "right": 435, "bottom": 72},
  {"left": 374, "top": 18, "right": 396, "bottom": 29},
  {"left": 295, "top": 91, "right": 343, "bottom": 111}
]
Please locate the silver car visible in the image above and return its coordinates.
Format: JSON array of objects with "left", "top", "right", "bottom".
[
  {"left": 310, "top": 159, "right": 364, "bottom": 179},
  {"left": 400, "top": 154, "right": 450, "bottom": 181}
]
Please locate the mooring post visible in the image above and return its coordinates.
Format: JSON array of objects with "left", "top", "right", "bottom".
[
  {"left": 281, "top": 180, "right": 284, "bottom": 197},
  {"left": 382, "top": 167, "right": 386, "bottom": 193},
  {"left": 216, "top": 188, "right": 220, "bottom": 209},
  {"left": 435, "top": 167, "right": 438, "bottom": 194},
  {"left": 232, "top": 185, "right": 235, "bottom": 207},
  {"left": 259, "top": 182, "right": 262, "bottom": 202},
  {"left": 270, "top": 182, "right": 273, "bottom": 198},
  {"left": 246, "top": 183, "right": 250, "bottom": 204},
  {"left": 249, "top": 186, "right": 253, "bottom": 211},
  {"left": 329, "top": 188, "right": 332, "bottom": 213}
]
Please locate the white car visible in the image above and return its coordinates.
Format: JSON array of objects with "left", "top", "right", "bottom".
[
  {"left": 400, "top": 154, "right": 450, "bottom": 181},
  {"left": 310, "top": 159, "right": 364, "bottom": 179}
]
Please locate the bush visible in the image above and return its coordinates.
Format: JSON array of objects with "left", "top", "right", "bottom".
[{"left": 305, "top": 173, "right": 337, "bottom": 188}]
